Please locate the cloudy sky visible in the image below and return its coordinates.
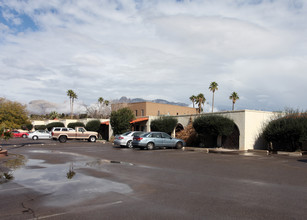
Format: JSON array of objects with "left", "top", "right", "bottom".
[{"left": 0, "top": 0, "right": 306, "bottom": 113}]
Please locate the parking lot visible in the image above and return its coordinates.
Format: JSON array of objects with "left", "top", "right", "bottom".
[{"left": 1, "top": 138, "right": 307, "bottom": 219}]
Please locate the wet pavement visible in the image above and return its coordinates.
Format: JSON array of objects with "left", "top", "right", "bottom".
[{"left": 1, "top": 138, "right": 307, "bottom": 219}]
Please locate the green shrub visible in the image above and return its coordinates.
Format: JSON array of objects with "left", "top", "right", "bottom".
[
  {"left": 22, "top": 123, "right": 33, "bottom": 131},
  {"left": 67, "top": 122, "right": 85, "bottom": 129},
  {"left": 150, "top": 116, "right": 178, "bottom": 135},
  {"left": 85, "top": 120, "right": 101, "bottom": 132},
  {"left": 193, "top": 115, "right": 235, "bottom": 137},
  {"left": 34, "top": 125, "right": 47, "bottom": 130},
  {"left": 262, "top": 113, "right": 307, "bottom": 151},
  {"left": 46, "top": 122, "right": 65, "bottom": 131},
  {"left": 110, "top": 108, "right": 135, "bottom": 135}
]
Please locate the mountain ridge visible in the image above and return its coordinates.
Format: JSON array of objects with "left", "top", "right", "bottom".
[{"left": 113, "top": 96, "right": 188, "bottom": 107}]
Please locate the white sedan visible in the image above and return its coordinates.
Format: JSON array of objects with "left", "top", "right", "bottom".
[{"left": 28, "top": 130, "right": 51, "bottom": 140}]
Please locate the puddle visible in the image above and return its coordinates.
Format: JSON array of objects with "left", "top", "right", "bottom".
[
  {"left": 2, "top": 155, "right": 133, "bottom": 207},
  {"left": 0, "top": 154, "right": 27, "bottom": 184}
]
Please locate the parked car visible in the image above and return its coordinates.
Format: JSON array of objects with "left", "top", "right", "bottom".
[
  {"left": 28, "top": 130, "right": 51, "bottom": 140},
  {"left": 51, "top": 127, "right": 75, "bottom": 132},
  {"left": 114, "top": 131, "right": 144, "bottom": 148},
  {"left": 132, "top": 131, "right": 185, "bottom": 150},
  {"left": 11, "top": 130, "right": 29, "bottom": 138},
  {"left": 52, "top": 127, "right": 98, "bottom": 143}
]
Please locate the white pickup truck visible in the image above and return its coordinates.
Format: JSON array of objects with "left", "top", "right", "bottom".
[{"left": 51, "top": 127, "right": 98, "bottom": 143}]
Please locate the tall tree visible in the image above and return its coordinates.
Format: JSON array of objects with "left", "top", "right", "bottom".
[
  {"left": 104, "top": 100, "right": 110, "bottom": 106},
  {"left": 98, "top": 97, "right": 104, "bottom": 118},
  {"left": 196, "top": 93, "right": 206, "bottom": 114},
  {"left": 209, "top": 82, "right": 218, "bottom": 112},
  {"left": 67, "top": 90, "right": 77, "bottom": 119},
  {"left": 110, "top": 107, "right": 135, "bottom": 135},
  {"left": 189, "top": 95, "right": 197, "bottom": 109},
  {"left": 0, "top": 98, "right": 30, "bottom": 129},
  {"left": 229, "top": 92, "right": 239, "bottom": 111}
]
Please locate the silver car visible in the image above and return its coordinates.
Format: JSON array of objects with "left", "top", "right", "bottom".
[
  {"left": 114, "top": 131, "right": 144, "bottom": 148},
  {"left": 28, "top": 130, "right": 51, "bottom": 140},
  {"left": 132, "top": 131, "right": 186, "bottom": 150}
]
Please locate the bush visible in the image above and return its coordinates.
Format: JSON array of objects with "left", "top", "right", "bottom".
[
  {"left": 34, "top": 125, "right": 47, "bottom": 130},
  {"left": 176, "top": 123, "right": 200, "bottom": 147},
  {"left": 67, "top": 122, "right": 85, "bottom": 129},
  {"left": 193, "top": 115, "right": 235, "bottom": 147},
  {"left": 46, "top": 122, "right": 65, "bottom": 131},
  {"left": 193, "top": 115, "right": 235, "bottom": 137},
  {"left": 110, "top": 108, "right": 135, "bottom": 135},
  {"left": 150, "top": 116, "right": 178, "bottom": 135},
  {"left": 262, "top": 113, "right": 307, "bottom": 151},
  {"left": 22, "top": 123, "right": 33, "bottom": 131},
  {"left": 85, "top": 120, "right": 101, "bottom": 132}
]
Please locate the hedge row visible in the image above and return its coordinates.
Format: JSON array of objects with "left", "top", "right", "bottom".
[{"left": 38, "top": 120, "right": 101, "bottom": 132}]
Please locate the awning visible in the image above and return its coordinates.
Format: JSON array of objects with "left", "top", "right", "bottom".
[
  {"left": 101, "top": 121, "right": 109, "bottom": 125},
  {"left": 130, "top": 117, "right": 148, "bottom": 124}
]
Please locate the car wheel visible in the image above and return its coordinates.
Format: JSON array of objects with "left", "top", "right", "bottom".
[
  {"left": 88, "top": 136, "right": 96, "bottom": 142},
  {"left": 59, "top": 136, "right": 67, "bottom": 143},
  {"left": 147, "top": 142, "right": 155, "bottom": 150},
  {"left": 22, "top": 134, "right": 27, "bottom": 138},
  {"left": 127, "top": 140, "right": 133, "bottom": 148},
  {"left": 32, "top": 136, "right": 38, "bottom": 140},
  {"left": 176, "top": 141, "right": 183, "bottom": 149}
]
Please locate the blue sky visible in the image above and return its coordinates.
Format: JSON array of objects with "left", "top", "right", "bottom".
[{"left": 0, "top": 0, "right": 307, "bottom": 113}]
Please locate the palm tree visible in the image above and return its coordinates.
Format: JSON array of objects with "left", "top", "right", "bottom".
[
  {"left": 49, "top": 111, "right": 59, "bottom": 120},
  {"left": 98, "top": 97, "right": 104, "bottom": 117},
  {"left": 67, "top": 90, "right": 78, "bottom": 119},
  {"left": 229, "top": 92, "right": 239, "bottom": 111},
  {"left": 209, "top": 82, "right": 218, "bottom": 112},
  {"left": 104, "top": 100, "right": 110, "bottom": 106},
  {"left": 196, "top": 93, "right": 205, "bottom": 114},
  {"left": 189, "top": 95, "right": 197, "bottom": 108}
]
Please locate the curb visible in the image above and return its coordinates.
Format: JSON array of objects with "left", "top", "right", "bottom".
[{"left": 183, "top": 147, "right": 307, "bottom": 157}]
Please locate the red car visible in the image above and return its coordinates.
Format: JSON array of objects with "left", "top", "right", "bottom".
[{"left": 11, "top": 130, "right": 29, "bottom": 138}]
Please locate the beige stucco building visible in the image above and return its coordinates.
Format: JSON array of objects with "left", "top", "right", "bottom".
[
  {"left": 111, "top": 102, "right": 197, "bottom": 117},
  {"left": 31, "top": 102, "right": 277, "bottom": 151}
]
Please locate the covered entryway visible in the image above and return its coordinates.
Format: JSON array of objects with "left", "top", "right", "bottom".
[
  {"left": 100, "top": 121, "right": 109, "bottom": 140},
  {"left": 130, "top": 117, "right": 148, "bottom": 132},
  {"left": 222, "top": 124, "right": 240, "bottom": 149}
]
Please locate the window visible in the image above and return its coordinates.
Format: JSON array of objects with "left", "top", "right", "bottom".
[
  {"left": 152, "top": 133, "right": 161, "bottom": 138},
  {"left": 158, "top": 110, "right": 160, "bottom": 116},
  {"left": 135, "top": 110, "right": 138, "bottom": 116},
  {"left": 162, "top": 133, "right": 171, "bottom": 139},
  {"left": 141, "top": 109, "right": 144, "bottom": 116}
]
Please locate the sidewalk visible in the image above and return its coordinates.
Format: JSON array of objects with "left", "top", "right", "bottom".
[{"left": 182, "top": 147, "right": 307, "bottom": 156}]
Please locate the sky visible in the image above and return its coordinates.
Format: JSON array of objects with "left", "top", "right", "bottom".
[{"left": 0, "top": 0, "right": 307, "bottom": 113}]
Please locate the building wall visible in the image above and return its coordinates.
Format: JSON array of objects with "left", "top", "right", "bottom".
[
  {"left": 172, "top": 110, "right": 276, "bottom": 150},
  {"left": 111, "top": 102, "right": 197, "bottom": 117}
]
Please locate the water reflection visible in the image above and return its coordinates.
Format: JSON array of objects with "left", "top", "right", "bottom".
[
  {"left": 3, "top": 154, "right": 27, "bottom": 169},
  {"left": 0, "top": 171, "right": 14, "bottom": 184},
  {"left": 0, "top": 154, "right": 27, "bottom": 184},
  {"left": 10, "top": 159, "right": 132, "bottom": 207},
  {"left": 66, "top": 162, "right": 76, "bottom": 179}
]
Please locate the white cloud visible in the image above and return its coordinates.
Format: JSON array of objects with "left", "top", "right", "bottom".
[{"left": 0, "top": 0, "right": 307, "bottom": 112}]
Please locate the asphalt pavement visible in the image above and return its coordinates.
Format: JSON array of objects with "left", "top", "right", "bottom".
[{"left": 1, "top": 138, "right": 307, "bottom": 219}]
